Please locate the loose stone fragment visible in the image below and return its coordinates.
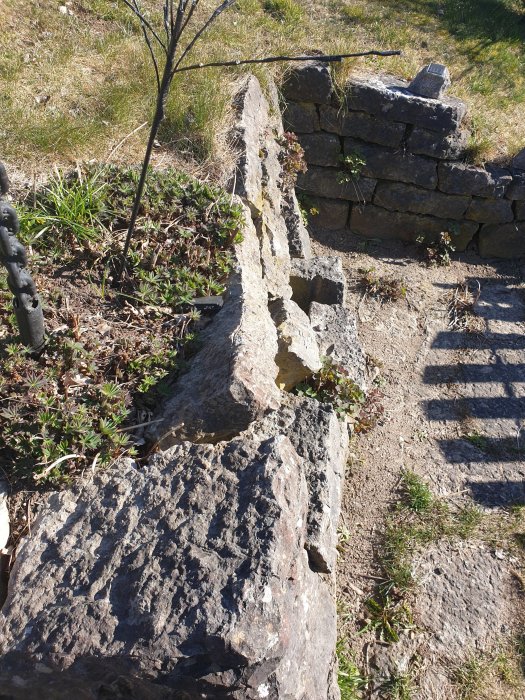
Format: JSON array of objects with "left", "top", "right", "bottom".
[{"left": 409, "top": 63, "right": 451, "bottom": 99}]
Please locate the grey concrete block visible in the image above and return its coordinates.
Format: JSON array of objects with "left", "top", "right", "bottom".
[
  {"left": 349, "top": 203, "right": 478, "bottom": 250},
  {"left": 344, "top": 138, "right": 437, "bottom": 189},
  {"left": 298, "top": 133, "right": 341, "bottom": 167},
  {"left": 479, "top": 222, "right": 525, "bottom": 258},
  {"left": 296, "top": 166, "right": 376, "bottom": 202},
  {"left": 374, "top": 181, "right": 470, "bottom": 219},
  {"left": 438, "top": 162, "right": 512, "bottom": 197},
  {"left": 282, "top": 101, "right": 320, "bottom": 133},
  {"left": 282, "top": 61, "right": 333, "bottom": 104},
  {"left": 407, "top": 126, "right": 468, "bottom": 160},
  {"left": 308, "top": 196, "right": 350, "bottom": 230},
  {"left": 465, "top": 197, "right": 514, "bottom": 224},
  {"left": 319, "top": 106, "right": 405, "bottom": 147},
  {"left": 345, "top": 74, "right": 467, "bottom": 134}
]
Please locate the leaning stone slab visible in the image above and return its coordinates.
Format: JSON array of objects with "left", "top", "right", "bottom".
[
  {"left": 408, "top": 63, "right": 451, "bottom": 99},
  {"left": 298, "top": 132, "right": 341, "bottom": 167},
  {"left": 465, "top": 197, "right": 514, "bottom": 224},
  {"left": 478, "top": 222, "right": 525, "bottom": 258},
  {"left": 319, "top": 106, "right": 405, "bottom": 147},
  {"left": 281, "top": 60, "right": 333, "bottom": 104},
  {"left": 438, "top": 162, "right": 512, "bottom": 197},
  {"left": 290, "top": 256, "right": 346, "bottom": 311},
  {"left": 254, "top": 397, "right": 349, "bottom": 574},
  {"left": 148, "top": 205, "right": 281, "bottom": 448},
  {"left": 374, "top": 181, "right": 470, "bottom": 220},
  {"left": 270, "top": 297, "right": 321, "bottom": 390},
  {"left": 345, "top": 74, "right": 467, "bottom": 134},
  {"left": 350, "top": 203, "right": 478, "bottom": 250},
  {"left": 282, "top": 190, "right": 312, "bottom": 258},
  {"left": 309, "top": 302, "right": 367, "bottom": 391},
  {"left": 344, "top": 138, "right": 437, "bottom": 189},
  {"left": 406, "top": 126, "right": 468, "bottom": 160},
  {"left": 297, "top": 166, "right": 377, "bottom": 202},
  {"left": 308, "top": 196, "right": 350, "bottom": 230},
  {"left": 282, "top": 100, "right": 320, "bottom": 133},
  {"left": 0, "top": 424, "right": 339, "bottom": 698}
]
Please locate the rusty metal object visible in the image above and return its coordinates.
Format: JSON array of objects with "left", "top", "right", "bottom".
[{"left": 0, "top": 164, "right": 45, "bottom": 354}]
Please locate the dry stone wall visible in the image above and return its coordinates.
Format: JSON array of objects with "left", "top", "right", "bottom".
[{"left": 282, "top": 63, "right": 525, "bottom": 258}]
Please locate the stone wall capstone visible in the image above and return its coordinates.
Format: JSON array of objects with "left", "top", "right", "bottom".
[{"left": 283, "top": 61, "right": 525, "bottom": 258}]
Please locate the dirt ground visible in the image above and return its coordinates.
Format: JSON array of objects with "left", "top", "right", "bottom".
[{"left": 312, "top": 229, "right": 525, "bottom": 698}]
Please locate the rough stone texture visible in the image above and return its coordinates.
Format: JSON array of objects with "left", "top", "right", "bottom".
[
  {"left": 511, "top": 147, "right": 525, "bottom": 170},
  {"left": 345, "top": 74, "right": 467, "bottom": 134},
  {"left": 281, "top": 61, "right": 333, "bottom": 105},
  {"left": 282, "top": 191, "right": 312, "bottom": 258},
  {"left": 0, "top": 481, "right": 8, "bottom": 551},
  {"left": 319, "top": 106, "right": 405, "bottom": 147},
  {"left": 478, "top": 221, "right": 525, "bottom": 258},
  {"left": 506, "top": 172, "right": 525, "bottom": 200},
  {"left": 516, "top": 200, "right": 525, "bottom": 220},
  {"left": 308, "top": 196, "right": 350, "bottom": 230},
  {"left": 0, "top": 413, "right": 342, "bottom": 699},
  {"left": 465, "top": 197, "right": 514, "bottom": 224},
  {"left": 298, "top": 133, "right": 341, "bottom": 167},
  {"left": 438, "top": 161, "right": 512, "bottom": 197},
  {"left": 309, "top": 302, "right": 367, "bottom": 390},
  {"left": 270, "top": 297, "right": 321, "bottom": 390},
  {"left": 282, "top": 100, "right": 319, "bottom": 134},
  {"left": 149, "top": 205, "right": 280, "bottom": 448},
  {"left": 255, "top": 398, "right": 348, "bottom": 574},
  {"left": 374, "top": 181, "right": 470, "bottom": 220},
  {"left": 344, "top": 138, "right": 438, "bottom": 190},
  {"left": 408, "top": 63, "right": 450, "bottom": 99},
  {"left": 290, "top": 256, "right": 346, "bottom": 311},
  {"left": 296, "top": 166, "right": 376, "bottom": 202},
  {"left": 406, "top": 126, "right": 468, "bottom": 160},
  {"left": 350, "top": 203, "right": 478, "bottom": 250}
]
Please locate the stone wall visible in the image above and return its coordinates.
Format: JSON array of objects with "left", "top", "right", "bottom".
[{"left": 282, "top": 62, "right": 525, "bottom": 258}]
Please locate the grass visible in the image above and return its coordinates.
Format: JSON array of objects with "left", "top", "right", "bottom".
[
  {"left": 0, "top": 165, "right": 243, "bottom": 486},
  {"left": 2, "top": 0, "right": 525, "bottom": 172},
  {"left": 337, "top": 639, "right": 369, "bottom": 699},
  {"left": 452, "top": 645, "right": 525, "bottom": 700}
]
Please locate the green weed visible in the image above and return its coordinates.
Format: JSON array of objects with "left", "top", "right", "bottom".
[
  {"left": 262, "top": 0, "right": 303, "bottom": 23},
  {"left": 337, "top": 639, "right": 368, "bottom": 699},
  {"left": 400, "top": 470, "right": 433, "bottom": 513}
]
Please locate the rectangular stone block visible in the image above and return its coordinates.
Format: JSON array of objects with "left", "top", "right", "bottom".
[
  {"left": 438, "top": 162, "right": 512, "bottom": 197},
  {"left": 307, "top": 196, "right": 350, "bottom": 230},
  {"left": 515, "top": 201, "right": 525, "bottom": 220},
  {"left": 319, "top": 105, "right": 405, "bottom": 147},
  {"left": 465, "top": 197, "right": 514, "bottom": 224},
  {"left": 505, "top": 173, "right": 525, "bottom": 201},
  {"left": 479, "top": 222, "right": 525, "bottom": 258},
  {"left": 296, "top": 166, "right": 376, "bottom": 202},
  {"left": 374, "top": 181, "right": 470, "bottom": 219},
  {"left": 344, "top": 138, "right": 437, "bottom": 189},
  {"left": 349, "top": 203, "right": 478, "bottom": 250},
  {"left": 282, "top": 61, "right": 333, "bottom": 104},
  {"left": 345, "top": 75, "right": 467, "bottom": 134},
  {"left": 283, "top": 101, "right": 320, "bottom": 134},
  {"left": 407, "top": 126, "right": 468, "bottom": 160},
  {"left": 298, "top": 133, "right": 342, "bottom": 167}
]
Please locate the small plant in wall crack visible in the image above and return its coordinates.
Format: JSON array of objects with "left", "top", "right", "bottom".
[
  {"left": 339, "top": 152, "right": 366, "bottom": 183},
  {"left": 278, "top": 131, "right": 307, "bottom": 187},
  {"left": 417, "top": 231, "right": 456, "bottom": 267}
]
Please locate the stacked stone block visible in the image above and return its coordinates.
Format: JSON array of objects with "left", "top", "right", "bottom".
[{"left": 282, "top": 62, "right": 525, "bottom": 258}]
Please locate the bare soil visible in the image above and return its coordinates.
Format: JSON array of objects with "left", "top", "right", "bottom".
[{"left": 312, "top": 229, "right": 525, "bottom": 698}]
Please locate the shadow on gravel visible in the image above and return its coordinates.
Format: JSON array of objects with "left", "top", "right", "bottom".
[{"left": 468, "top": 480, "right": 525, "bottom": 508}]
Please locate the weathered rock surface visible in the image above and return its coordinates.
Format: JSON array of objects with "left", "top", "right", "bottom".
[
  {"left": 406, "top": 126, "right": 468, "bottom": 160},
  {"left": 308, "top": 196, "right": 350, "bottom": 230},
  {"left": 270, "top": 297, "right": 321, "bottom": 390},
  {"left": 465, "top": 196, "right": 514, "bottom": 224},
  {"left": 282, "top": 100, "right": 319, "bottom": 134},
  {"left": 282, "top": 190, "right": 312, "bottom": 258},
  {"left": 297, "top": 166, "right": 377, "bottom": 202},
  {"left": 374, "top": 181, "right": 470, "bottom": 220},
  {"left": 511, "top": 147, "right": 525, "bottom": 171},
  {"left": 344, "top": 138, "right": 438, "bottom": 190},
  {"left": 478, "top": 221, "right": 525, "bottom": 258},
  {"left": 298, "top": 132, "right": 341, "bottom": 167},
  {"left": 290, "top": 256, "right": 346, "bottom": 311},
  {"left": 438, "top": 162, "right": 512, "bottom": 197},
  {"left": 408, "top": 63, "right": 450, "bottom": 99},
  {"left": 350, "top": 203, "right": 478, "bottom": 250},
  {"left": 0, "top": 408, "right": 343, "bottom": 698},
  {"left": 281, "top": 60, "right": 333, "bottom": 104},
  {"left": 309, "top": 302, "right": 367, "bottom": 390},
  {"left": 345, "top": 74, "right": 467, "bottom": 134},
  {"left": 319, "top": 106, "right": 405, "bottom": 147},
  {"left": 0, "top": 482, "right": 8, "bottom": 552},
  {"left": 506, "top": 173, "right": 525, "bottom": 201}
]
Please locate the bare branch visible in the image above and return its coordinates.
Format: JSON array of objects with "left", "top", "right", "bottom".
[
  {"left": 140, "top": 21, "right": 161, "bottom": 92},
  {"left": 172, "top": 49, "right": 402, "bottom": 74},
  {"left": 121, "top": 0, "right": 168, "bottom": 53},
  {"left": 179, "top": 0, "right": 199, "bottom": 37},
  {"left": 172, "top": 0, "right": 236, "bottom": 76}
]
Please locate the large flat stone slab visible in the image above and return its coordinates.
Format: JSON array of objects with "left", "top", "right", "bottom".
[
  {"left": 297, "top": 166, "right": 377, "bottom": 202},
  {"left": 374, "top": 181, "right": 470, "bottom": 220}
]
